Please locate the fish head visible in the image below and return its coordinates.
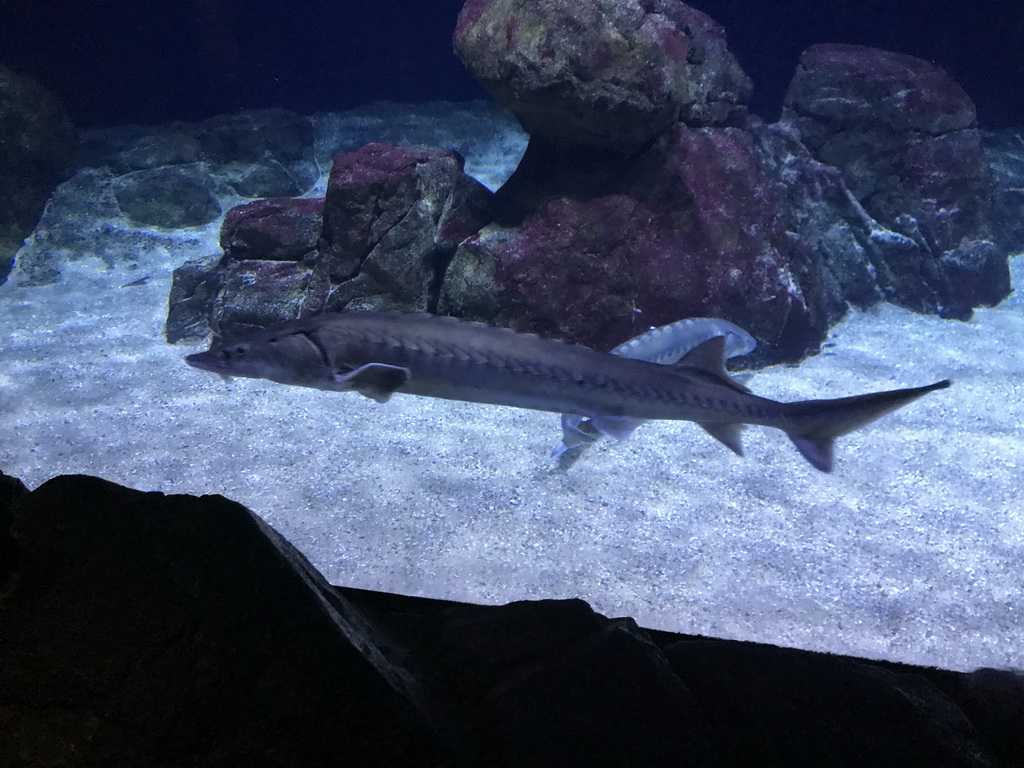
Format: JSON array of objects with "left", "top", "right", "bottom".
[{"left": 185, "top": 330, "right": 331, "bottom": 388}]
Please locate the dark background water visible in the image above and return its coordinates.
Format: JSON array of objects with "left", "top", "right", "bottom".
[{"left": 1, "top": 0, "right": 1021, "bottom": 129}]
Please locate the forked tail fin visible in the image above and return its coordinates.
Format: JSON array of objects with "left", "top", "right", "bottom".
[{"left": 784, "top": 379, "right": 951, "bottom": 472}]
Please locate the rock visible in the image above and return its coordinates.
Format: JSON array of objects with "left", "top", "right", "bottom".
[
  {"left": 165, "top": 143, "right": 494, "bottom": 341},
  {"left": 2, "top": 471, "right": 1020, "bottom": 766},
  {"left": 217, "top": 158, "right": 312, "bottom": 199},
  {"left": 784, "top": 43, "right": 977, "bottom": 137},
  {"left": 441, "top": 126, "right": 828, "bottom": 364},
  {"left": 353, "top": 578, "right": 1019, "bottom": 768},
  {"left": 747, "top": 121, "right": 1004, "bottom": 321},
  {"left": 982, "top": 129, "right": 1024, "bottom": 254},
  {"left": 213, "top": 258, "right": 330, "bottom": 338},
  {"left": 205, "top": 198, "right": 329, "bottom": 337},
  {"left": 14, "top": 167, "right": 179, "bottom": 285},
  {"left": 428, "top": 600, "right": 700, "bottom": 765},
  {"left": 1, "top": 475, "right": 450, "bottom": 766},
  {"left": 0, "top": 65, "right": 77, "bottom": 284},
  {"left": 662, "top": 638, "right": 995, "bottom": 768},
  {"left": 80, "top": 124, "right": 203, "bottom": 173},
  {"left": 454, "top": 0, "right": 750, "bottom": 152},
  {"left": 319, "top": 143, "right": 493, "bottom": 290},
  {"left": 747, "top": 121, "right": 882, "bottom": 317},
  {"left": 782, "top": 44, "right": 1009, "bottom": 318},
  {"left": 443, "top": 43, "right": 1011, "bottom": 356},
  {"left": 165, "top": 254, "right": 224, "bottom": 343},
  {"left": 78, "top": 108, "right": 319, "bottom": 218},
  {"left": 952, "top": 667, "right": 1024, "bottom": 767},
  {"left": 0, "top": 470, "right": 28, "bottom": 590},
  {"left": 112, "top": 164, "right": 222, "bottom": 228},
  {"left": 197, "top": 108, "right": 320, "bottom": 198},
  {"left": 221, "top": 197, "right": 325, "bottom": 262},
  {"left": 310, "top": 142, "right": 493, "bottom": 313}
]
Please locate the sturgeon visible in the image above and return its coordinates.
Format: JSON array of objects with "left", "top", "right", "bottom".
[{"left": 185, "top": 310, "right": 950, "bottom": 472}]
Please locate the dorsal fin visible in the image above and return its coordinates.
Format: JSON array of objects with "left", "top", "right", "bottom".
[
  {"left": 677, "top": 335, "right": 729, "bottom": 377},
  {"left": 675, "top": 335, "right": 751, "bottom": 393}
]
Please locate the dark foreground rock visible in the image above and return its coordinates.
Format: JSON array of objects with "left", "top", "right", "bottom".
[{"left": 2, "top": 471, "right": 1022, "bottom": 767}]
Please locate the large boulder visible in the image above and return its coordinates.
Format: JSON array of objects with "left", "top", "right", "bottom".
[
  {"left": 454, "top": 0, "right": 751, "bottom": 152},
  {"left": 781, "top": 44, "right": 1010, "bottom": 317},
  {"left": 165, "top": 144, "right": 493, "bottom": 342},
  {"left": 441, "top": 125, "right": 831, "bottom": 364},
  {"left": 439, "top": 36, "right": 1014, "bottom": 363},
  {"left": 0, "top": 66, "right": 76, "bottom": 284},
  {"left": 3, "top": 469, "right": 1019, "bottom": 766}
]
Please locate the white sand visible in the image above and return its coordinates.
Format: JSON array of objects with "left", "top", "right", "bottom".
[{"left": 1, "top": 106, "right": 1021, "bottom": 673}]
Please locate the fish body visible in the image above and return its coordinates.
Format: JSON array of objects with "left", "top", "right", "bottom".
[
  {"left": 554, "top": 317, "right": 758, "bottom": 463},
  {"left": 610, "top": 316, "right": 757, "bottom": 364},
  {"left": 185, "top": 311, "right": 950, "bottom": 472}
]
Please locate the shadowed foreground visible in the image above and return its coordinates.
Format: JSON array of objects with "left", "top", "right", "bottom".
[{"left": 2, "top": 472, "right": 1020, "bottom": 767}]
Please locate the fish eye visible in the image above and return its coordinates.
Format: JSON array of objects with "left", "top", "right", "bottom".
[{"left": 219, "top": 345, "right": 246, "bottom": 360}]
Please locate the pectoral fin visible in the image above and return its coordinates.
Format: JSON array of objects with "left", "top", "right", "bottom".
[
  {"left": 552, "top": 415, "right": 602, "bottom": 458},
  {"left": 332, "top": 363, "right": 411, "bottom": 403}
]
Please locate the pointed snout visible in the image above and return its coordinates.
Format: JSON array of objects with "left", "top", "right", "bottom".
[{"left": 184, "top": 351, "right": 223, "bottom": 373}]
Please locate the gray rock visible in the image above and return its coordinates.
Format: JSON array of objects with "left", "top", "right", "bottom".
[
  {"left": 198, "top": 109, "right": 320, "bottom": 198},
  {"left": 165, "top": 254, "right": 223, "bottom": 343},
  {"left": 15, "top": 167, "right": 192, "bottom": 285},
  {"left": 112, "top": 164, "right": 222, "bottom": 229},
  {"left": 0, "top": 66, "right": 76, "bottom": 284}
]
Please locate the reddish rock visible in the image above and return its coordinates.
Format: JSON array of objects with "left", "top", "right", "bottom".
[
  {"left": 319, "top": 143, "right": 493, "bottom": 289},
  {"left": 441, "top": 125, "right": 827, "bottom": 363},
  {"left": 453, "top": 0, "right": 750, "bottom": 152},
  {"left": 782, "top": 44, "right": 1009, "bottom": 317},
  {"left": 221, "top": 197, "right": 325, "bottom": 262},
  {"left": 166, "top": 143, "right": 494, "bottom": 342},
  {"left": 786, "top": 44, "right": 976, "bottom": 135},
  {"left": 212, "top": 259, "right": 330, "bottom": 338}
]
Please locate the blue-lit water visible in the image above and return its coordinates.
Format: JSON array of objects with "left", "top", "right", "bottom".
[{"left": 1, "top": 102, "right": 1021, "bottom": 672}]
